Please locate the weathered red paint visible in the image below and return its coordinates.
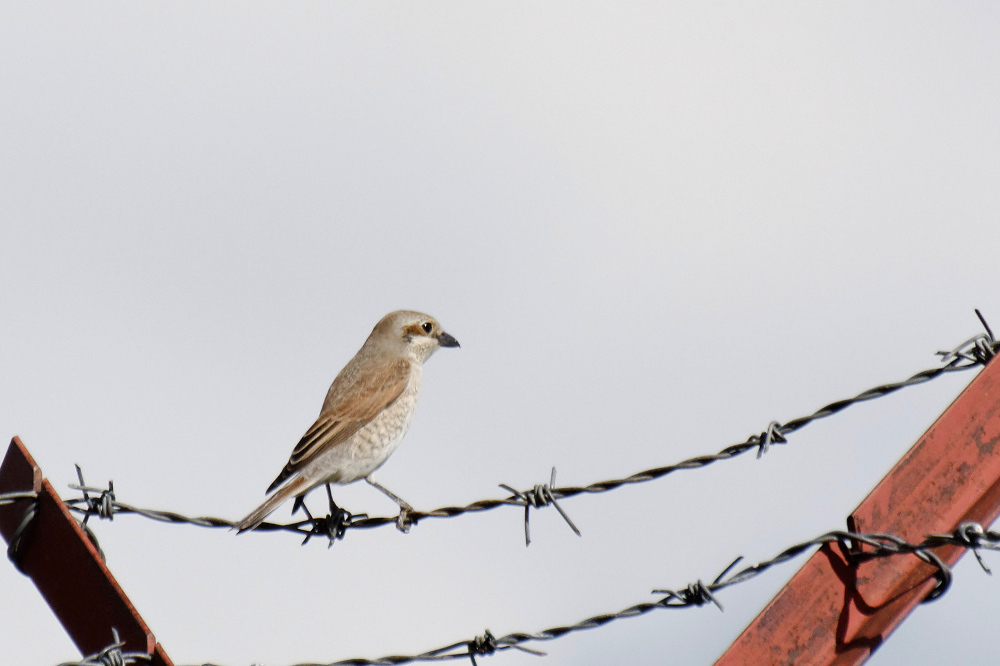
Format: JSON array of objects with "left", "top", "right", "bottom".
[
  {"left": 717, "top": 356, "right": 1000, "bottom": 666},
  {"left": 0, "top": 437, "right": 174, "bottom": 666}
]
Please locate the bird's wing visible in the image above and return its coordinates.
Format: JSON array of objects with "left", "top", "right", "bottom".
[{"left": 266, "top": 358, "right": 411, "bottom": 493}]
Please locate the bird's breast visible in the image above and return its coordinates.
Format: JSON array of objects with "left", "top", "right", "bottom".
[{"left": 344, "top": 366, "right": 422, "bottom": 477}]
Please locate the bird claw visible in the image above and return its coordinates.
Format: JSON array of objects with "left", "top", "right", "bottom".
[{"left": 395, "top": 506, "right": 414, "bottom": 533}]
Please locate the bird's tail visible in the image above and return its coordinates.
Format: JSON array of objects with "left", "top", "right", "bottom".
[{"left": 236, "top": 475, "right": 309, "bottom": 533}]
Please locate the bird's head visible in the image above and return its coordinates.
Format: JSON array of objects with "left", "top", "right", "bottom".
[{"left": 369, "top": 310, "right": 460, "bottom": 364}]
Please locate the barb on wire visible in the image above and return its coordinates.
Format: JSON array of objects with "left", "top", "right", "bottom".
[
  {"left": 653, "top": 557, "right": 742, "bottom": 612},
  {"left": 751, "top": 421, "right": 786, "bottom": 459},
  {"left": 56, "top": 628, "right": 151, "bottom": 666},
  {"left": 62, "top": 313, "right": 999, "bottom": 546},
  {"left": 928, "top": 521, "right": 995, "bottom": 575},
  {"left": 72, "top": 464, "right": 115, "bottom": 526},
  {"left": 936, "top": 309, "right": 996, "bottom": 367},
  {"left": 301, "top": 522, "right": 1000, "bottom": 666},
  {"left": 499, "top": 468, "right": 580, "bottom": 546},
  {"left": 467, "top": 630, "right": 498, "bottom": 666}
]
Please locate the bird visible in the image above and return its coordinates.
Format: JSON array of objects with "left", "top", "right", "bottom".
[{"left": 236, "top": 310, "right": 459, "bottom": 533}]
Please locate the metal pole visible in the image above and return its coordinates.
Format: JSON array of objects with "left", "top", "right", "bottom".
[
  {"left": 716, "top": 355, "right": 1000, "bottom": 665},
  {"left": 0, "top": 436, "right": 174, "bottom": 666}
]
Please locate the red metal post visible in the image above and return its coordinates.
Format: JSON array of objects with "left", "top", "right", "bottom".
[
  {"left": 0, "top": 437, "right": 174, "bottom": 666},
  {"left": 716, "top": 357, "right": 1000, "bottom": 665}
]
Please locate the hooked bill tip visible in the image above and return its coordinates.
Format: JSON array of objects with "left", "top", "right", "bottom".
[{"left": 437, "top": 332, "right": 460, "bottom": 348}]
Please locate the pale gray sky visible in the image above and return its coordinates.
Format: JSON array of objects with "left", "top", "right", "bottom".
[{"left": 2, "top": 3, "right": 1000, "bottom": 665}]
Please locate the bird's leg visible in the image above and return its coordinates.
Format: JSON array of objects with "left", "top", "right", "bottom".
[
  {"left": 365, "top": 476, "right": 414, "bottom": 532},
  {"left": 325, "top": 482, "right": 339, "bottom": 514},
  {"left": 364, "top": 476, "right": 413, "bottom": 511},
  {"left": 292, "top": 483, "right": 334, "bottom": 517}
]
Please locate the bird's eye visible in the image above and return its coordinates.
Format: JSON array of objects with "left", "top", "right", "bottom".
[{"left": 421, "top": 322, "right": 433, "bottom": 334}]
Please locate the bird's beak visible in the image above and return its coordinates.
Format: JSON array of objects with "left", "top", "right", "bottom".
[{"left": 437, "top": 331, "right": 460, "bottom": 348}]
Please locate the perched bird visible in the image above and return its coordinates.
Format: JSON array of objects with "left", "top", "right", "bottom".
[{"left": 236, "top": 310, "right": 459, "bottom": 533}]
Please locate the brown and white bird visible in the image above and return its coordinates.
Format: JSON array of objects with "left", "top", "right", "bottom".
[{"left": 236, "top": 310, "right": 459, "bottom": 533}]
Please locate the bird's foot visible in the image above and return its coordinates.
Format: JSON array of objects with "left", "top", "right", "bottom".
[
  {"left": 395, "top": 505, "right": 414, "bottom": 533},
  {"left": 297, "top": 483, "right": 366, "bottom": 547}
]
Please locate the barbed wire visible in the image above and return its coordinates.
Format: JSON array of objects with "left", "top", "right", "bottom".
[
  {"left": 36, "top": 511, "right": 998, "bottom": 665},
  {"left": 2, "top": 490, "right": 39, "bottom": 572},
  {"left": 53, "top": 521, "right": 986, "bottom": 666},
  {"left": 62, "top": 314, "right": 998, "bottom": 547},
  {"left": 56, "top": 628, "right": 151, "bottom": 666},
  {"left": 24, "top": 312, "right": 1000, "bottom": 666},
  {"left": 0, "top": 490, "right": 38, "bottom": 507},
  {"left": 300, "top": 522, "right": 1000, "bottom": 666}
]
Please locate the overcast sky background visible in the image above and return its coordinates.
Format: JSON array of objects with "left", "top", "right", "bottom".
[{"left": 2, "top": 3, "right": 1000, "bottom": 665}]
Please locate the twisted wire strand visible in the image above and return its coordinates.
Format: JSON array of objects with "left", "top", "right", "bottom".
[
  {"left": 2, "top": 490, "right": 40, "bottom": 572},
  {"left": 177, "top": 522, "right": 1000, "bottom": 666},
  {"left": 34, "top": 314, "right": 1000, "bottom": 666},
  {"left": 329, "top": 525, "right": 1000, "bottom": 664},
  {"left": 63, "top": 322, "right": 998, "bottom": 544},
  {"left": 0, "top": 490, "right": 38, "bottom": 507}
]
